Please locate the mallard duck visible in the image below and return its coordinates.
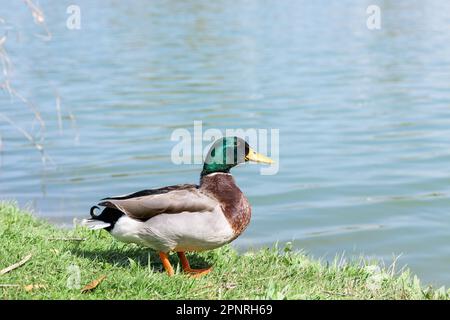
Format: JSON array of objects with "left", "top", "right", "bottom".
[{"left": 82, "top": 136, "right": 273, "bottom": 277}]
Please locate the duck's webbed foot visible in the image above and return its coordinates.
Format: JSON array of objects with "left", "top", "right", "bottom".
[{"left": 177, "top": 251, "right": 212, "bottom": 278}]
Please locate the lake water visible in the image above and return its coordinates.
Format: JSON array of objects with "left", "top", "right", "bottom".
[{"left": 1, "top": 1, "right": 450, "bottom": 286}]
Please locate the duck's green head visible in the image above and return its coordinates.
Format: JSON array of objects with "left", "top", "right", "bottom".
[{"left": 201, "top": 136, "right": 273, "bottom": 176}]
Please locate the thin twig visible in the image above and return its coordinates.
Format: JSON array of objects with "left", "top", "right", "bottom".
[
  {"left": 47, "top": 237, "right": 86, "bottom": 241},
  {"left": 23, "top": 0, "right": 51, "bottom": 40},
  {"left": 68, "top": 109, "right": 80, "bottom": 144},
  {"left": 0, "top": 113, "right": 52, "bottom": 165},
  {"left": 0, "top": 254, "right": 32, "bottom": 275},
  {"left": 0, "top": 32, "right": 45, "bottom": 133},
  {"left": 0, "top": 284, "right": 21, "bottom": 288},
  {"left": 55, "top": 92, "right": 63, "bottom": 134},
  {"left": 0, "top": 7, "right": 63, "bottom": 172},
  {"left": 2, "top": 84, "right": 46, "bottom": 133},
  {"left": 0, "top": 132, "right": 3, "bottom": 166},
  {"left": 322, "top": 290, "right": 350, "bottom": 297}
]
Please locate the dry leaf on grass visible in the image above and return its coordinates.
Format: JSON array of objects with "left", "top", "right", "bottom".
[
  {"left": 0, "top": 254, "right": 32, "bottom": 275},
  {"left": 81, "top": 275, "right": 106, "bottom": 293},
  {"left": 24, "top": 284, "right": 46, "bottom": 292}
]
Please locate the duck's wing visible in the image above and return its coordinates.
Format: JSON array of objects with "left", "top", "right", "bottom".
[{"left": 97, "top": 184, "right": 218, "bottom": 221}]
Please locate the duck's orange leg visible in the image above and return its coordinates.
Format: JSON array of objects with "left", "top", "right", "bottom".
[
  {"left": 177, "top": 251, "right": 212, "bottom": 277},
  {"left": 159, "top": 252, "right": 174, "bottom": 276}
]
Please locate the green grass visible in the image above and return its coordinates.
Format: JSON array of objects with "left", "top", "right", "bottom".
[{"left": 0, "top": 202, "right": 448, "bottom": 300}]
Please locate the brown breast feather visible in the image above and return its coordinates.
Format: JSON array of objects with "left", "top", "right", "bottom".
[{"left": 200, "top": 173, "right": 252, "bottom": 238}]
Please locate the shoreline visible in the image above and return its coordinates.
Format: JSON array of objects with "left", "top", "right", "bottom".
[{"left": 0, "top": 202, "right": 448, "bottom": 300}]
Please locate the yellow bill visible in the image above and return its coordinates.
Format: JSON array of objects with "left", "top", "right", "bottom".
[{"left": 245, "top": 148, "right": 274, "bottom": 164}]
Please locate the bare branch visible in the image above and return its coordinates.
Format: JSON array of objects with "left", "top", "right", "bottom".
[
  {"left": 0, "top": 113, "right": 53, "bottom": 165},
  {"left": 22, "top": 0, "right": 51, "bottom": 40},
  {"left": 0, "top": 254, "right": 32, "bottom": 275},
  {"left": 55, "top": 92, "right": 63, "bottom": 134}
]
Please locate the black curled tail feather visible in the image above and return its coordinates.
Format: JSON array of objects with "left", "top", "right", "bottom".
[
  {"left": 90, "top": 206, "right": 100, "bottom": 218},
  {"left": 88, "top": 205, "right": 125, "bottom": 230}
]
